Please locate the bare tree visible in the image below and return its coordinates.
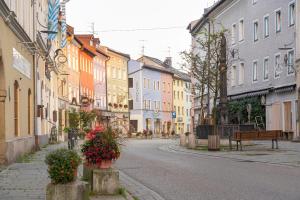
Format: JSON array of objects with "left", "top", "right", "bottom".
[{"left": 182, "top": 21, "right": 228, "bottom": 134}]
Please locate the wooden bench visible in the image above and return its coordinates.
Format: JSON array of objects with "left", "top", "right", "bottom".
[{"left": 229, "top": 130, "right": 282, "bottom": 151}]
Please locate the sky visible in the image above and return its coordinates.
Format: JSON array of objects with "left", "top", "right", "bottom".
[{"left": 66, "top": 0, "right": 214, "bottom": 69}]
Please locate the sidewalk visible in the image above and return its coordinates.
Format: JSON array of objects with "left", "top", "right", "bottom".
[
  {"left": 165, "top": 140, "right": 300, "bottom": 167},
  {"left": 0, "top": 142, "right": 133, "bottom": 200}
]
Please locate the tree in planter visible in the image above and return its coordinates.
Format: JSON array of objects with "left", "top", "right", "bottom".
[{"left": 182, "top": 21, "right": 229, "bottom": 150}]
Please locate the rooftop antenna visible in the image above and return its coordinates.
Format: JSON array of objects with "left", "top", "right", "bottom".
[
  {"left": 90, "top": 22, "right": 95, "bottom": 35},
  {"left": 139, "top": 40, "right": 147, "bottom": 56},
  {"left": 167, "top": 46, "right": 171, "bottom": 57}
]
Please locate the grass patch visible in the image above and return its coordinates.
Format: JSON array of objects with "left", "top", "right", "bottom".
[
  {"left": 118, "top": 187, "right": 127, "bottom": 198},
  {"left": 16, "top": 151, "right": 35, "bottom": 163},
  {"left": 133, "top": 196, "right": 140, "bottom": 200}
]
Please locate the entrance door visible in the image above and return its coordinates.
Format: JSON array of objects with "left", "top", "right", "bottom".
[
  {"left": 284, "top": 101, "right": 292, "bottom": 131},
  {"left": 154, "top": 119, "right": 161, "bottom": 135},
  {"left": 130, "top": 120, "right": 138, "bottom": 132},
  {"left": 270, "top": 103, "right": 282, "bottom": 130}
]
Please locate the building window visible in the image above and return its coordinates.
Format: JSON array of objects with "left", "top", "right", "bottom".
[
  {"left": 252, "top": 0, "right": 257, "bottom": 4},
  {"left": 276, "top": 10, "right": 281, "bottom": 33},
  {"left": 253, "top": 21, "right": 258, "bottom": 41},
  {"left": 177, "top": 91, "right": 179, "bottom": 99},
  {"left": 129, "top": 100, "right": 133, "bottom": 110},
  {"left": 181, "top": 91, "right": 183, "bottom": 99},
  {"left": 264, "top": 15, "right": 269, "bottom": 37},
  {"left": 182, "top": 107, "right": 184, "bottom": 116},
  {"left": 231, "top": 24, "right": 236, "bottom": 45},
  {"left": 275, "top": 54, "right": 281, "bottom": 78},
  {"left": 231, "top": 66, "right": 237, "bottom": 86},
  {"left": 178, "top": 107, "right": 180, "bottom": 115},
  {"left": 239, "top": 19, "right": 244, "bottom": 41},
  {"left": 174, "top": 91, "right": 176, "bottom": 99},
  {"left": 144, "top": 78, "right": 146, "bottom": 88},
  {"left": 128, "top": 78, "right": 133, "bottom": 88},
  {"left": 263, "top": 58, "right": 269, "bottom": 80},
  {"left": 288, "top": 50, "right": 295, "bottom": 74},
  {"left": 28, "top": 89, "right": 31, "bottom": 135},
  {"left": 174, "top": 106, "right": 176, "bottom": 112},
  {"left": 157, "top": 81, "right": 160, "bottom": 90},
  {"left": 14, "top": 81, "right": 19, "bottom": 137},
  {"left": 143, "top": 100, "right": 147, "bottom": 109},
  {"left": 289, "top": 2, "right": 295, "bottom": 26},
  {"left": 239, "top": 63, "right": 245, "bottom": 85},
  {"left": 253, "top": 61, "right": 258, "bottom": 82},
  {"left": 148, "top": 79, "right": 151, "bottom": 89},
  {"left": 153, "top": 81, "right": 156, "bottom": 90}
]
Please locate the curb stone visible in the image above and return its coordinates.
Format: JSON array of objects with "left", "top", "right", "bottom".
[{"left": 119, "top": 171, "right": 166, "bottom": 200}]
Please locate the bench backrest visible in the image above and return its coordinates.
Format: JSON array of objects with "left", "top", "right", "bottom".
[{"left": 232, "top": 130, "right": 282, "bottom": 140}]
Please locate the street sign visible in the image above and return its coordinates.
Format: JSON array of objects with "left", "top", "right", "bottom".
[{"left": 172, "top": 112, "right": 176, "bottom": 119}]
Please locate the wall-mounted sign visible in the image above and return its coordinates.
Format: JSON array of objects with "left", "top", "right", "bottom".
[
  {"left": 12, "top": 48, "right": 31, "bottom": 79},
  {"left": 81, "top": 96, "right": 90, "bottom": 107},
  {"left": 172, "top": 112, "right": 176, "bottom": 119}
]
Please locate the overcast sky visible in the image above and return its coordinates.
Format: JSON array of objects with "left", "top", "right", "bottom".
[{"left": 66, "top": 0, "right": 214, "bottom": 69}]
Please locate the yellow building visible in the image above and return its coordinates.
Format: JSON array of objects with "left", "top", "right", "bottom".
[
  {"left": 173, "top": 72, "right": 192, "bottom": 135},
  {"left": 102, "top": 47, "right": 130, "bottom": 133},
  {"left": 173, "top": 76, "right": 186, "bottom": 134}
]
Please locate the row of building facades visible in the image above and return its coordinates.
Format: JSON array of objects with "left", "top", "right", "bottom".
[
  {"left": 188, "top": 0, "right": 300, "bottom": 140},
  {"left": 0, "top": 0, "right": 192, "bottom": 164}
]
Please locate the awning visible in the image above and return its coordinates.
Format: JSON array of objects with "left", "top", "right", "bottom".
[
  {"left": 228, "top": 89, "right": 270, "bottom": 100},
  {"left": 274, "top": 84, "right": 296, "bottom": 94}
]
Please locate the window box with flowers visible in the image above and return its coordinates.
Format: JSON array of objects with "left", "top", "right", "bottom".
[
  {"left": 124, "top": 105, "right": 128, "bottom": 109},
  {"left": 113, "top": 103, "right": 118, "bottom": 108},
  {"left": 108, "top": 103, "right": 112, "bottom": 107}
]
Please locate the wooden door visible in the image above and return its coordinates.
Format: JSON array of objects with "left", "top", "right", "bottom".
[{"left": 284, "top": 101, "right": 292, "bottom": 131}]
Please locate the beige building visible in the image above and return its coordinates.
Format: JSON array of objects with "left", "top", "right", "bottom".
[
  {"left": 102, "top": 47, "right": 130, "bottom": 133},
  {"left": 0, "top": 0, "right": 35, "bottom": 164}
]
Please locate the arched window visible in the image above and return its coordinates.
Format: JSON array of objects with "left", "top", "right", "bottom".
[
  {"left": 28, "top": 89, "right": 31, "bottom": 135},
  {"left": 14, "top": 81, "right": 19, "bottom": 137}
]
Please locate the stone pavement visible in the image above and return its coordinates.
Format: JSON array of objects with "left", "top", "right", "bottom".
[
  {"left": 165, "top": 140, "right": 300, "bottom": 167},
  {"left": 0, "top": 142, "right": 134, "bottom": 200},
  {"left": 0, "top": 143, "right": 67, "bottom": 200}
]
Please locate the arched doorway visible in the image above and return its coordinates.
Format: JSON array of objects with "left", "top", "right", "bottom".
[{"left": 0, "top": 46, "right": 7, "bottom": 163}]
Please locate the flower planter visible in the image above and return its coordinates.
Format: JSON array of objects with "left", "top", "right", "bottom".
[{"left": 101, "top": 160, "right": 112, "bottom": 169}]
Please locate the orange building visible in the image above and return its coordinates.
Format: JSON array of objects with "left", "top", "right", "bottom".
[{"left": 76, "top": 35, "right": 96, "bottom": 110}]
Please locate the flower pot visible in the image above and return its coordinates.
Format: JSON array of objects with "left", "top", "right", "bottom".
[
  {"left": 99, "top": 160, "right": 112, "bottom": 169},
  {"left": 73, "top": 168, "right": 78, "bottom": 180}
]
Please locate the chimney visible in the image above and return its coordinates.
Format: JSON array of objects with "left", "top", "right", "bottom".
[{"left": 164, "top": 57, "right": 172, "bottom": 68}]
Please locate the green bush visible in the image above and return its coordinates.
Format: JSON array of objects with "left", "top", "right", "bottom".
[{"left": 45, "top": 149, "right": 81, "bottom": 184}]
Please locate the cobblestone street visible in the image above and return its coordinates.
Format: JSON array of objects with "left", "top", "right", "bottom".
[{"left": 0, "top": 143, "right": 67, "bottom": 200}]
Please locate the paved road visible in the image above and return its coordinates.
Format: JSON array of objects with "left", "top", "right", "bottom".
[{"left": 116, "top": 139, "right": 300, "bottom": 200}]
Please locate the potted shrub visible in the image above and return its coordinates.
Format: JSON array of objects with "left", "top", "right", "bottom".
[
  {"left": 81, "top": 126, "right": 120, "bottom": 169},
  {"left": 45, "top": 149, "right": 81, "bottom": 184},
  {"left": 108, "top": 102, "right": 112, "bottom": 107}
]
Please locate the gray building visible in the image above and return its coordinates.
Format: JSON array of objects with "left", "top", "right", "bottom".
[{"left": 189, "top": 0, "right": 297, "bottom": 138}]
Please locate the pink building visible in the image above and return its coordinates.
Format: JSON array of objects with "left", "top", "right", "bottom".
[{"left": 161, "top": 73, "right": 173, "bottom": 133}]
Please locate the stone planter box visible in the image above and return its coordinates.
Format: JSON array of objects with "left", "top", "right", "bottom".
[
  {"left": 83, "top": 165, "right": 120, "bottom": 195},
  {"left": 93, "top": 168, "right": 120, "bottom": 195},
  {"left": 46, "top": 180, "right": 89, "bottom": 200}
]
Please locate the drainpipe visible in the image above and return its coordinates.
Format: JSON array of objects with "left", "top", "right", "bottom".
[{"left": 32, "top": 0, "right": 39, "bottom": 150}]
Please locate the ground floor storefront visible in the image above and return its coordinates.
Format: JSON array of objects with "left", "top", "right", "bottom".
[
  {"left": 228, "top": 85, "right": 297, "bottom": 139},
  {"left": 0, "top": 15, "right": 35, "bottom": 164}
]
